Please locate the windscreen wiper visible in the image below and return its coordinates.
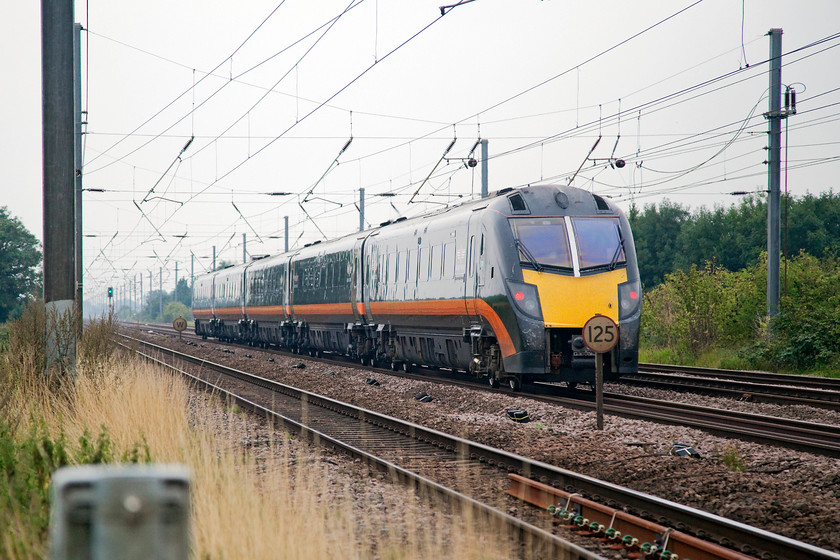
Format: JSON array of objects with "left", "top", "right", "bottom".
[
  {"left": 515, "top": 239, "right": 543, "bottom": 272},
  {"left": 608, "top": 237, "right": 625, "bottom": 271}
]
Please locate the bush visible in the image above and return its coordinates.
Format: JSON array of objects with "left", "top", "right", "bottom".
[
  {"left": 643, "top": 251, "right": 840, "bottom": 371},
  {"left": 641, "top": 262, "right": 763, "bottom": 360},
  {"left": 161, "top": 301, "right": 191, "bottom": 324},
  {"left": 744, "top": 252, "right": 840, "bottom": 370}
]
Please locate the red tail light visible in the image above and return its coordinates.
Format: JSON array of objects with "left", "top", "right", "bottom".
[
  {"left": 514, "top": 291, "right": 525, "bottom": 301},
  {"left": 630, "top": 291, "right": 638, "bottom": 299}
]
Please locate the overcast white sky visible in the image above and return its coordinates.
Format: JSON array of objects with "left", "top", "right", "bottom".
[{"left": 2, "top": 0, "right": 839, "bottom": 303}]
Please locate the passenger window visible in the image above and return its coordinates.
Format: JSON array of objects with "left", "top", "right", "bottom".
[
  {"left": 408, "top": 250, "right": 417, "bottom": 282},
  {"left": 468, "top": 235, "right": 475, "bottom": 277},
  {"left": 419, "top": 248, "right": 428, "bottom": 281},
  {"left": 443, "top": 242, "right": 455, "bottom": 278}
]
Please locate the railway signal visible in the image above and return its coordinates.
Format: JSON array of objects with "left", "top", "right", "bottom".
[{"left": 582, "top": 315, "right": 619, "bottom": 430}]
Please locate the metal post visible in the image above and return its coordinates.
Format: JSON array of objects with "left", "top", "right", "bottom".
[
  {"left": 212, "top": 246, "right": 216, "bottom": 271},
  {"left": 159, "top": 267, "right": 163, "bottom": 318},
  {"left": 767, "top": 29, "right": 783, "bottom": 318},
  {"left": 284, "top": 216, "right": 289, "bottom": 252},
  {"left": 480, "top": 139, "right": 489, "bottom": 198},
  {"left": 190, "top": 253, "right": 194, "bottom": 289},
  {"left": 73, "top": 22, "right": 83, "bottom": 323},
  {"left": 595, "top": 353, "right": 604, "bottom": 430},
  {"left": 242, "top": 233, "right": 246, "bottom": 263},
  {"left": 148, "top": 271, "right": 152, "bottom": 316},
  {"left": 42, "top": 0, "right": 77, "bottom": 372},
  {"left": 139, "top": 273, "right": 143, "bottom": 314},
  {"left": 359, "top": 188, "right": 365, "bottom": 232}
]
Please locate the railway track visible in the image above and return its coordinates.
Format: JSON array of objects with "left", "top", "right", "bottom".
[
  {"left": 119, "top": 332, "right": 840, "bottom": 560},
  {"left": 128, "top": 322, "right": 840, "bottom": 457},
  {"left": 639, "top": 363, "right": 840, "bottom": 391},
  {"left": 631, "top": 363, "right": 840, "bottom": 410}
]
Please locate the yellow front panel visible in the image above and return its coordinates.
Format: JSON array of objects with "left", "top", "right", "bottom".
[{"left": 522, "top": 269, "right": 627, "bottom": 328}]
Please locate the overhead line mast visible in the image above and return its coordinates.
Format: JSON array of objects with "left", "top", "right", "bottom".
[
  {"left": 42, "top": 0, "right": 76, "bottom": 372},
  {"left": 766, "top": 29, "right": 784, "bottom": 318}
]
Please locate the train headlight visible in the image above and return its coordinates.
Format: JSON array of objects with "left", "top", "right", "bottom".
[
  {"left": 618, "top": 280, "right": 642, "bottom": 321},
  {"left": 506, "top": 280, "right": 543, "bottom": 320}
]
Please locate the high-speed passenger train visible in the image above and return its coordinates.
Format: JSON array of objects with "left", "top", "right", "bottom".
[{"left": 192, "top": 184, "right": 642, "bottom": 390}]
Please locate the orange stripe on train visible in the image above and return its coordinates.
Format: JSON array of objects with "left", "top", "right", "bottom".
[{"left": 369, "top": 299, "right": 515, "bottom": 357}]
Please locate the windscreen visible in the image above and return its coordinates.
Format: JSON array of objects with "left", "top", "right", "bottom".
[
  {"left": 508, "top": 218, "right": 572, "bottom": 269},
  {"left": 572, "top": 217, "right": 624, "bottom": 270},
  {"left": 509, "top": 216, "right": 625, "bottom": 272}
]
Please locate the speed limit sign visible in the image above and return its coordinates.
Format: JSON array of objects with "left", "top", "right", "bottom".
[
  {"left": 582, "top": 315, "right": 618, "bottom": 431},
  {"left": 582, "top": 315, "right": 619, "bottom": 353}
]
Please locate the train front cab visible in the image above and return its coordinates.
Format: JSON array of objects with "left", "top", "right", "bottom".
[{"left": 485, "top": 187, "right": 642, "bottom": 387}]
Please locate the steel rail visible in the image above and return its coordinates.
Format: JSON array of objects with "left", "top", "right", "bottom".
[
  {"left": 119, "top": 334, "right": 840, "bottom": 560},
  {"left": 524, "top": 390, "right": 840, "bottom": 458},
  {"left": 620, "top": 371, "right": 840, "bottom": 411},
  {"left": 639, "top": 362, "right": 840, "bottom": 391}
]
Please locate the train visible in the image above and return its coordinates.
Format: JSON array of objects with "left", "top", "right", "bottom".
[{"left": 191, "top": 184, "right": 642, "bottom": 390}]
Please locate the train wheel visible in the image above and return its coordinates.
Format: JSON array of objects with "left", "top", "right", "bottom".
[
  {"left": 402, "top": 362, "right": 412, "bottom": 373},
  {"left": 508, "top": 376, "right": 521, "bottom": 392},
  {"left": 390, "top": 361, "right": 398, "bottom": 371},
  {"left": 488, "top": 375, "right": 500, "bottom": 389}
]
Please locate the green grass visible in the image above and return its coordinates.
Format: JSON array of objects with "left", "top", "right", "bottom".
[
  {"left": 641, "top": 340, "right": 840, "bottom": 377},
  {"left": 719, "top": 445, "right": 746, "bottom": 472}
]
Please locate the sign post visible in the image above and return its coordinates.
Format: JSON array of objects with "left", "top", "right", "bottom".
[
  {"left": 582, "top": 315, "right": 619, "bottom": 430},
  {"left": 173, "top": 316, "right": 187, "bottom": 340}
]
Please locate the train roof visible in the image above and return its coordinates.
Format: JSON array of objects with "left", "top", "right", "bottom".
[{"left": 192, "top": 185, "right": 621, "bottom": 281}]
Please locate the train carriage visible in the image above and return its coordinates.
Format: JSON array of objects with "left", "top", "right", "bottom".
[
  {"left": 243, "top": 253, "right": 291, "bottom": 346},
  {"left": 212, "top": 263, "right": 248, "bottom": 341},
  {"left": 287, "top": 237, "right": 357, "bottom": 355}
]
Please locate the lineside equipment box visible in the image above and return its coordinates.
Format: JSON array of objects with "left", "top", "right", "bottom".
[{"left": 50, "top": 465, "right": 190, "bottom": 560}]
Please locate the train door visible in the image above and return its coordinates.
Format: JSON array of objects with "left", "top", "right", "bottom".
[
  {"left": 465, "top": 213, "right": 482, "bottom": 321},
  {"left": 351, "top": 237, "right": 366, "bottom": 323},
  {"left": 281, "top": 257, "right": 291, "bottom": 321},
  {"left": 210, "top": 272, "right": 217, "bottom": 321},
  {"left": 240, "top": 264, "right": 250, "bottom": 319}
]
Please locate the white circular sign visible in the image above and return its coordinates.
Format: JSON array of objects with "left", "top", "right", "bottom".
[
  {"left": 582, "top": 315, "right": 619, "bottom": 353},
  {"left": 173, "top": 317, "right": 188, "bottom": 332}
]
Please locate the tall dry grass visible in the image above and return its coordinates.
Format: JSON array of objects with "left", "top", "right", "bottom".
[{"left": 1, "top": 307, "right": 520, "bottom": 559}]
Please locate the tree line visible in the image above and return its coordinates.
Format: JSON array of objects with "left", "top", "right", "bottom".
[{"left": 629, "top": 190, "right": 840, "bottom": 289}]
